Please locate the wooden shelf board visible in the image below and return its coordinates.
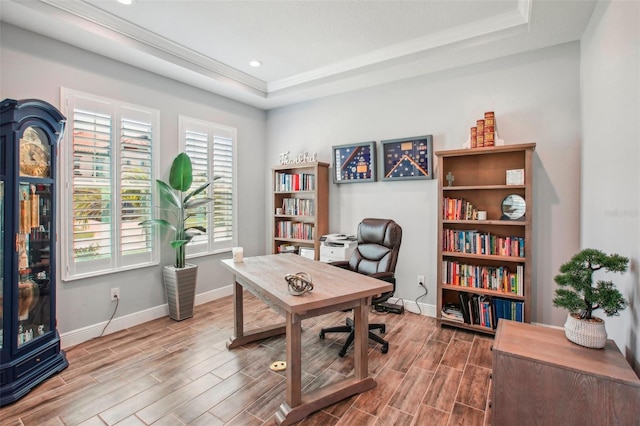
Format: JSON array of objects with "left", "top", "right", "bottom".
[
  {"left": 442, "top": 220, "right": 525, "bottom": 226},
  {"left": 443, "top": 185, "right": 525, "bottom": 191},
  {"left": 441, "top": 251, "right": 525, "bottom": 262},
  {"left": 439, "top": 318, "right": 496, "bottom": 335},
  {"left": 441, "top": 284, "right": 525, "bottom": 300}
]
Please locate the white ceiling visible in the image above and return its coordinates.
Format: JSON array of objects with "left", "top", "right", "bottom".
[{"left": 0, "top": 0, "right": 597, "bottom": 110}]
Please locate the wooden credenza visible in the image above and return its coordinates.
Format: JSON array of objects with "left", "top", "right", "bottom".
[{"left": 492, "top": 320, "right": 640, "bottom": 425}]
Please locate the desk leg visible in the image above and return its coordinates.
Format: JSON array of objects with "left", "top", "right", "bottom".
[
  {"left": 226, "top": 279, "right": 287, "bottom": 349},
  {"left": 275, "top": 299, "right": 376, "bottom": 425},
  {"left": 233, "top": 280, "right": 243, "bottom": 339},
  {"left": 285, "top": 312, "right": 302, "bottom": 407},
  {"left": 226, "top": 280, "right": 246, "bottom": 349},
  {"left": 353, "top": 301, "right": 369, "bottom": 380}
]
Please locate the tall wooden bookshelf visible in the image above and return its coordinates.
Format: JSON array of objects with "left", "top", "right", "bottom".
[
  {"left": 272, "top": 162, "right": 329, "bottom": 260},
  {"left": 436, "top": 143, "right": 535, "bottom": 334}
]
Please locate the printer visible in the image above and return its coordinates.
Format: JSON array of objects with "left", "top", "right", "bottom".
[{"left": 319, "top": 234, "right": 357, "bottom": 263}]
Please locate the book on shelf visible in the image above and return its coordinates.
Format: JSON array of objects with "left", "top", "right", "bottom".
[
  {"left": 458, "top": 293, "right": 471, "bottom": 324},
  {"left": 275, "top": 221, "right": 314, "bottom": 240},
  {"left": 443, "top": 198, "right": 479, "bottom": 221},
  {"left": 442, "top": 229, "right": 525, "bottom": 257},
  {"left": 278, "top": 244, "right": 298, "bottom": 254},
  {"left": 282, "top": 198, "right": 315, "bottom": 216},
  {"left": 447, "top": 292, "right": 525, "bottom": 329},
  {"left": 442, "top": 260, "right": 524, "bottom": 295},
  {"left": 274, "top": 172, "right": 316, "bottom": 192}
]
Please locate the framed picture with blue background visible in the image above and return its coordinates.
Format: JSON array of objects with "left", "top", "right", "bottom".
[
  {"left": 381, "top": 135, "right": 433, "bottom": 181},
  {"left": 332, "top": 141, "right": 377, "bottom": 183}
]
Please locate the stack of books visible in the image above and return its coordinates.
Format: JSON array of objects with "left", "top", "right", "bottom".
[{"left": 441, "top": 303, "right": 464, "bottom": 323}]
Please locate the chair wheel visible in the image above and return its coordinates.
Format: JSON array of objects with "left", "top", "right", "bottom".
[
  {"left": 380, "top": 325, "right": 386, "bottom": 334},
  {"left": 381, "top": 344, "right": 389, "bottom": 354},
  {"left": 319, "top": 331, "right": 325, "bottom": 339}
]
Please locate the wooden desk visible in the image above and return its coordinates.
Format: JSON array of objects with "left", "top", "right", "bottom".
[
  {"left": 492, "top": 321, "right": 640, "bottom": 425},
  {"left": 221, "top": 253, "right": 392, "bottom": 425}
]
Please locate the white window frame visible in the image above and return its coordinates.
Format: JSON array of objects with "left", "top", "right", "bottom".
[
  {"left": 60, "top": 88, "right": 160, "bottom": 281},
  {"left": 179, "top": 115, "right": 237, "bottom": 257}
]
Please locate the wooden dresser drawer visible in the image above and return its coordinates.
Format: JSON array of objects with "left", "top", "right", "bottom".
[{"left": 492, "top": 321, "right": 640, "bottom": 425}]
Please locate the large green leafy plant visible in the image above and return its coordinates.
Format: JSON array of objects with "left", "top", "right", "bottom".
[
  {"left": 140, "top": 153, "right": 217, "bottom": 268},
  {"left": 553, "top": 248, "right": 629, "bottom": 320}
]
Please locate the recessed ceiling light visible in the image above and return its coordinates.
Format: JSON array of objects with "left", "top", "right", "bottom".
[
  {"left": 249, "top": 60, "right": 262, "bottom": 68},
  {"left": 117, "top": 0, "right": 134, "bottom": 5}
]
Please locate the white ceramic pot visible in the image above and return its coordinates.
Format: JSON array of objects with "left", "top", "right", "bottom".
[{"left": 564, "top": 312, "right": 607, "bottom": 349}]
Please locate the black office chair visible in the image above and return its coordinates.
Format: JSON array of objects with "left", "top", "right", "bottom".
[{"left": 319, "top": 218, "right": 402, "bottom": 356}]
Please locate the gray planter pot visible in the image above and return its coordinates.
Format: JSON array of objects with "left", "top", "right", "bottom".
[{"left": 162, "top": 264, "right": 198, "bottom": 321}]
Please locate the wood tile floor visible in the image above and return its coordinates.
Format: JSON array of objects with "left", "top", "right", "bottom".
[{"left": 2, "top": 292, "right": 494, "bottom": 425}]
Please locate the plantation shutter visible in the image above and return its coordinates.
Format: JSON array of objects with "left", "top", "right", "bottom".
[
  {"left": 181, "top": 116, "right": 236, "bottom": 257},
  {"left": 184, "top": 129, "right": 210, "bottom": 254},
  {"left": 120, "top": 107, "right": 155, "bottom": 267},
  {"left": 212, "top": 134, "right": 233, "bottom": 246},
  {"left": 68, "top": 99, "right": 114, "bottom": 276},
  {"left": 62, "top": 90, "right": 159, "bottom": 280}
]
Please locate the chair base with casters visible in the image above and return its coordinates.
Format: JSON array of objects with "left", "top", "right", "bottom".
[
  {"left": 319, "top": 317, "right": 388, "bottom": 357},
  {"left": 319, "top": 218, "right": 402, "bottom": 357}
]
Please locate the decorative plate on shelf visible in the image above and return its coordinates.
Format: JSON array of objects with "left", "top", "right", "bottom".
[{"left": 501, "top": 194, "right": 526, "bottom": 220}]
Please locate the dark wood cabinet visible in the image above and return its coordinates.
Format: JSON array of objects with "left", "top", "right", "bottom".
[
  {"left": 1, "top": 99, "right": 68, "bottom": 406},
  {"left": 492, "top": 321, "right": 640, "bottom": 425}
]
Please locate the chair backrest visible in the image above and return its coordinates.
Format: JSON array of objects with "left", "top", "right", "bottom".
[{"left": 348, "top": 218, "right": 402, "bottom": 276}]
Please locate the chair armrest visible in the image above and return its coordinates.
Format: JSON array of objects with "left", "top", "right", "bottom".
[
  {"left": 329, "top": 260, "right": 350, "bottom": 270},
  {"left": 369, "top": 272, "right": 394, "bottom": 283}
]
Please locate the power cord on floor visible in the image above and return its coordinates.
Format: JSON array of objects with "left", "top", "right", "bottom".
[
  {"left": 415, "top": 283, "right": 428, "bottom": 315},
  {"left": 98, "top": 295, "right": 119, "bottom": 338}
]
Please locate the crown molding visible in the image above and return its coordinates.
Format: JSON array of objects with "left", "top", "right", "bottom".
[
  {"left": 33, "top": 0, "right": 268, "bottom": 94},
  {"left": 269, "top": 0, "right": 532, "bottom": 93}
]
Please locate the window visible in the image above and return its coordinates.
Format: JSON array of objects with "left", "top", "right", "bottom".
[
  {"left": 61, "top": 89, "right": 159, "bottom": 280},
  {"left": 180, "top": 116, "right": 236, "bottom": 257}
]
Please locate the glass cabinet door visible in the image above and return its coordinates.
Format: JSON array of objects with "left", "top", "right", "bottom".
[
  {"left": 1, "top": 180, "right": 4, "bottom": 350},
  {"left": 16, "top": 124, "right": 53, "bottom": 347},
  {"left": 1, "top": 97, "right": 68, "bottom": 407}
]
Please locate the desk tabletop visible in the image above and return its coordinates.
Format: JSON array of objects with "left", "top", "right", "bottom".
[{"left": 221, "top": 253, "right": 393, "bottom": 316}]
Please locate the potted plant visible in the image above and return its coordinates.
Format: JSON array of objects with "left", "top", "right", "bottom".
[
  {"left": 552, "top": 248, "right": 629, "bottom": 348},
  {"left": 140, "top": 153, "right": 217, "bottom": 321}
]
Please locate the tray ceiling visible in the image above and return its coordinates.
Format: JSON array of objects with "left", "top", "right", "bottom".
[{"left": 0, "top": 0, "right": 596, "bottom": 109}]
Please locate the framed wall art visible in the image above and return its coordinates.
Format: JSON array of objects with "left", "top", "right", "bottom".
[
  {"left": 381, "top": 135, "right": 433, "bottom": 181},
  {"left": 332, "top": 141, "right": 377, "bottom": 183}
]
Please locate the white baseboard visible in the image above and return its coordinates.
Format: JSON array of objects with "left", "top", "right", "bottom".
[
  {"left": 60, "top": 288, "right": 433, "bottom": 349},
  {"left": 60, "top": 285, "right": 233, "bottom": 349},
  {"left": 388, "top": 297, "right": 436, "bottom": 317}
]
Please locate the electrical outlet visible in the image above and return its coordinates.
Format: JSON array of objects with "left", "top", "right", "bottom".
[
  {"left": 110, "top": 287, "right": 120, "bottom": 301},
  {"left": 417, "top": 275, "right": 425, "bottom": 287}
]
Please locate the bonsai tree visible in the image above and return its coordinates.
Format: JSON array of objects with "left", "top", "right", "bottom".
[
  {"left": 140, "top": 153, "right": 218, "bottom": 268},
  {"left": 553, "top": 248, "right": 629, "bottom": 320}
]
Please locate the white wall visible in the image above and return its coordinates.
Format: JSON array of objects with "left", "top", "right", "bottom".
[
  {"left": 580, "top": 0, "right": 640, "bottom": 372},
  {"left": 0, "top": 24, "right": 267, "bottom": 343},
  {"left": 267, "top": 42, "right": 582, "bottom": 323}
]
